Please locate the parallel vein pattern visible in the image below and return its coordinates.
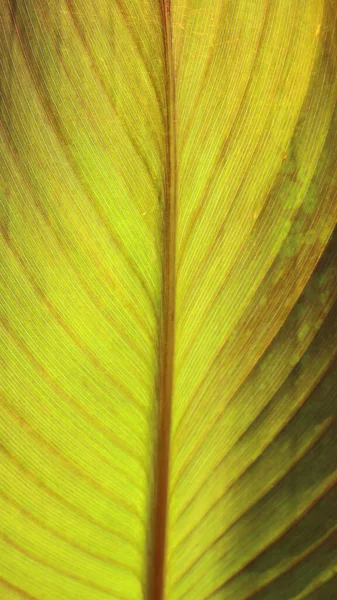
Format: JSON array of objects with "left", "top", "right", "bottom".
[
  {"left": 167, "top": 0, "right": 337, "bottom": 598},
  {"left": 1, "top": 1, "right": 166, "bottom": 598},
  {"left": 1, "top": 1, "right": 337, "bottom": 599}
]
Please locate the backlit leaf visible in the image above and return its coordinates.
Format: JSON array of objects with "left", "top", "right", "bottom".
[{"left": 1, "top": 1, "right": 336, "bottom": 599}]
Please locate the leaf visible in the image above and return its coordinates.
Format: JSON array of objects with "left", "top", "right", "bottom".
[{"left": 1, "top": 1, "right": 336, "bottom": 599}]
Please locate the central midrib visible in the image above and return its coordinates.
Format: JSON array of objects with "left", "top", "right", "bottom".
[{"left": 148, "top": 1, "right": 177, "bottom": 599}]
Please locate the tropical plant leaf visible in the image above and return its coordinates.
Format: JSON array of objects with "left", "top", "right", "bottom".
[{"left": 1, "top": 1, "right": 337, "bottom": 599}]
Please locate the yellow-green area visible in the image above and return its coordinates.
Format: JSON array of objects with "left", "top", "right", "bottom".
[{"left": 1, "top": 0, "right": 337, "bottom": 599}]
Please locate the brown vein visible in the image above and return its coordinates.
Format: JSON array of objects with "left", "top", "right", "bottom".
[
  {"left": 172, "top": 172, "right": 337, "bottom": 448},
  {"left": 173, "top": 419, "right": 335, "bottom": 593},
  {"left": 0, "top": 577, "right": 36, "bottom": 600},
  {"left": 4, "top": 0, "right": 157, "bottom": 313},
  {"left": 0, "top": 399, "right": 142, "bottom": 521},
  {"left": 1, "top": 231, "right": 147, "bottom": 413},
  {"left": 0, "top": 487, "right": 140, "bottom": 577},
  {"left": 238, "top": 526, "right": 337, "bottom": 600},
  {"left": 0, "top": 443, "right": 138, "bottom": 550},
  {"left": 0, "top": 532, "right": 129, "bottom": 600},
  {"left": 148, "top": 1, "right": 177, "bottom": 599},
  {"left": 176, "top": 0, "right": 278, "bottom": 269},
  {"left": 64, "top": 0, "right": 163, "bottom": 183},
  {"left": 0, "top": 319, "right": 145, "bottom": 464},
  {"left": 0, "top": 123, "right": 153, "bottom": 346},
  {"left": 205, "top": 483, "right": 337, "bottom": 598}
]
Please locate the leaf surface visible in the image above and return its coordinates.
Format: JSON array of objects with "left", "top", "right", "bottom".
[{"left": 1, "top": 1, "right": 337, "bottom": 599}]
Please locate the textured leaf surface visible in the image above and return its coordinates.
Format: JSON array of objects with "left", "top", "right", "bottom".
[{"left": 1, "top": 1, "right": 337, "bottom": 599}]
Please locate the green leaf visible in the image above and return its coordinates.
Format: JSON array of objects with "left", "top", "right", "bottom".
[{"left": 1, "top": 1, "right": 336, "bottom": 599}]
